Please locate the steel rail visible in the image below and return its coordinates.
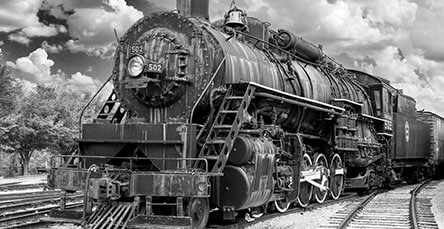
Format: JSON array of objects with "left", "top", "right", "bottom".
[
  {"left": 0, "top": 190, "right": 61, "bottom": 201},
  {"left": 337, "top": 191, "right": 378, "bottom": 229},
  {"left": 410, "top": 179, "right": 431, "bottom": 229},
  {"left": 0, "top": 194, "right": 83, "bottom": 213},
  {"left": 0, "top": 182, "right": 46, "bottom": 191}
]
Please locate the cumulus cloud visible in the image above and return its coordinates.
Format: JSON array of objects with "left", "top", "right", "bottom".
[
  {"left": 7, "top": 48, "right": 54, "bottom": 82},
  {"left": 0, "top": 0, "right": 67, "bottom": 45},
  {"left": 8, "top": 33, "right": 32, "bottom": 45},
  {"left": 410, "top": 4, "right": 444, "bottom": 61},
  {"left": 65, "top": 39, "right": 116, "bottom": 58},
  {"left": 22, "top": 24, "right": 59, "bottom": 37},
  {"left": 359, "top": 0, "right": 417, "bottom": 27},
  {"left": 8, "top": 24, "right": 67, "bottom": 46},
  {"left": 6, "top": 48, "right": 99, "bottom": 93},
  {"left": 125, "top": 0, "right": 168, "bottom": 15},
  {"left": 41, "top": 40, "right": 64, "bottom": 53},
  {"left": 67, "top": 72, "right": 100, "bottom": 92},
  {"left": 42, "top": 0, "right": 143, "bottom": 58},
  {"left": 0, "top": 0, "right": 43, "bottom": 33}
]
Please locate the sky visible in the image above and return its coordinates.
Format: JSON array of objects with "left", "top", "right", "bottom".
[{"left": 0, "top": 0, "right": 444, "bottom": 115}]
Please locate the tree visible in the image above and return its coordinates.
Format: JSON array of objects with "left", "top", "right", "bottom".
[
  {"left": 0, "top": 59, "right": 23, "bottom": 176},
  {"left": 0, "top": 84, "right": 94, "bottom": 175},
  {"left": 0, "top": 60, "right": 21, "bottom": 117},
  {"left": 0, "top": 114, "right": 61, "bottom": 175}
]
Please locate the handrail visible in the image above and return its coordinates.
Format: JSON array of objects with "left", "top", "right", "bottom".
[{"left": 78, "top": 74, "right": 114, "bottom": 138}]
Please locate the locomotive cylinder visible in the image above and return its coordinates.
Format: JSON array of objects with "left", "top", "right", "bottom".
[
  {"left": 217, "top": 136, "right": 275, "bottom": 210},
  {"left": 228, "top": 134, "right": 259, "bottom": 165}
]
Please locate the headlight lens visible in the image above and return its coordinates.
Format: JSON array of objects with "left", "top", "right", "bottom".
[{"left": 127, "top": 55, "right": 145, "bottom": 77}]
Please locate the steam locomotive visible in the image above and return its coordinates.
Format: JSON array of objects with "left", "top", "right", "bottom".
[{"left": 47, "top": 0, "right": 444, "bottom": 228}]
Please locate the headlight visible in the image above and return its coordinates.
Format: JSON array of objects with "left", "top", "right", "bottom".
[{"left": 127, "top": 55, "right": 145, "bottom": 77}]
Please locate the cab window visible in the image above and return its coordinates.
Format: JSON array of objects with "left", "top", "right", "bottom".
[{"left": 374, "top": 90, "right": 381, "bottom": 116}]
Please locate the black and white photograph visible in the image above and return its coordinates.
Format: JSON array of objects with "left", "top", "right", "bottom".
[{"left": 0, "top": 0, "right": 443, "bottom": 228}]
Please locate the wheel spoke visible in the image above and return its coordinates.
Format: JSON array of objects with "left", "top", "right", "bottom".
[
  {"left": 330, "top": 154, "right": 344, "bottom": 200},
  {"left": 313, "top": 153, "right": 329, "bottom": 203},
  {"left": 190, "top": 198, "right": 209, "bottom": 229},
  {"left": 298, "top": 153, "right": 313, "bottom": 207}
]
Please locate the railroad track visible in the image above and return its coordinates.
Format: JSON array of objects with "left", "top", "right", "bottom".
[
  {"left": 413, "top": 180, "right": 440, "bottom": 229},
  {"left": 321, "top": 180, "right": 433, "bottom": 229},
  {"left": 207, "top": 193, "right": 359, "bottom": 228},
  {"left": 0, "top": 190, "right": 61, "bottom": 202},
  {"left": 0, "top": 192, "right": 83, "bottom": 214},
  {"left": 0, "top": 201, "right": 83, "bottom": 228},
  {"left": 0, "top": 182, "right": 47, "bottom": 192},
  {"left": 0, "top": 190, "right": 84, "bottom": 228}
]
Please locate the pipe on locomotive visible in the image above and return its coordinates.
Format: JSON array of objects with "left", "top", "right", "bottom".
[
  {"left": 275, "top": 29, "right": 325, "bottom": 62},
  {"left": 176, "top": 0, "right": 209, "bottom": 20},
  {"left": 78, "top": 74, "right": 113, "bottom": 138}
]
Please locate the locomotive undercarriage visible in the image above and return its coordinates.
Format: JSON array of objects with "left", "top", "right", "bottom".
[{"left": 201, "top": 83, "right": 350, "bottom": 217}]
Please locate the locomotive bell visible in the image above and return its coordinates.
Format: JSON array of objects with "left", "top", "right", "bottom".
[{"left": 225, "top": 7, "right": 246, "bottom": 28}]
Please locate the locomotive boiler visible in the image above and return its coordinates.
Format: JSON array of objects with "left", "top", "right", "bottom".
[{"left": 47, "top": 0, "right": 435, "bottom": 228}]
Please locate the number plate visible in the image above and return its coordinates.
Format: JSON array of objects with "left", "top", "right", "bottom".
[
  {"left": 146, "top": 62, "right": 163, "bottom": 73},
  {"left": 125, "top": 79, "right": 147, "bottom": 89},
  {"left": 130, "top": 44, "right": 144, "bottom": 54}
]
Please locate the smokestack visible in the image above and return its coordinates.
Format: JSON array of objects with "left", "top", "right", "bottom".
[{"left": 176, "top": 0, "right": 209, "bottom": 20}]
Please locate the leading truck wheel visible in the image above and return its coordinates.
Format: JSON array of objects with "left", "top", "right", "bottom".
[
  {"left": 313, "top": 153, "right": 329, "bottom": 203},
  {"left": 297, "top": 153, "right": 313, "bottom": 207},
  {"left": 330, "top": 154, "right": 344, "bottom": 200},
  {"left": 190, "top": 198, "right": 209, "bottom": 229}
]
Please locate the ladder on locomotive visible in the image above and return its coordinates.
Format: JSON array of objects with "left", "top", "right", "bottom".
[
  {"left": 64, "top": 90, "right": 126, "bottom": 167},
  {"left": 96, "top": 90, "right": 126, "bottom": 123},
  {"left": 196, "top": 84, "right": 255, "bottom": 174}
]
